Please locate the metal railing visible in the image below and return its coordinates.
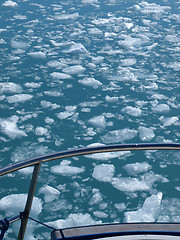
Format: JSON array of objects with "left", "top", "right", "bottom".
[{"left": 0, "top": 143, "right": 180, "bottom": 239}]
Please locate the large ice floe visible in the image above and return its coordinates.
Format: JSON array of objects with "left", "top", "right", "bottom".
[
  {"left": 51, "top": 160, "right": 84, "bottom": 176},
  {"left": 124, "top": 192, "right": 163, "bottom": 222},
  {"left": 0, "top": 194, "right": 42, "bottom": 239}
]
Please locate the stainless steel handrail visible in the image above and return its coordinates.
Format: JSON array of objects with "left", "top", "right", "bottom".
[
  {"left": 1, "top": 143, "right": 180, "bottom": 176},
  {"left": 0, "top": 143, "right": 180, "bottom": 239}
]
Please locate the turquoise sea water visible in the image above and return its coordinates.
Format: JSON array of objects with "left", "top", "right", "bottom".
[{"left": 0, "top": 0, "right": 180, "bottom": 239}]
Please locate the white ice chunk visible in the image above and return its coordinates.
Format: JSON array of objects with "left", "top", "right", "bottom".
[
  {"left": 57, "top": 111, "right": 75, "bottom": 120},
  {"left": 51, "top": 163, "right": 84, "bottom": 176},
  {"left": 24, "top": 82, "right": 41, "bottom": 88},
  {"left": 101, "top": 128, "right": 137, "bottom": 144},
  {"left": 7, "top": 94, "right": 33, "bottom": 103},
  {"left": 82, "top": 0, "right": 98, "bottom": 4},
  {"left": 78, "top": 77, "right": 102, "bottom": 88},
  {"left": 2, "top": 0, "right": 18, "bottom": 7},
  {"left": 93, "top": 211, "right": 108, "bottom": 218},
  {"left": 64, "top": 43, "right": 88, "bottom": 54},
  {"left": 120, "top": 58, "right": 136, "bottom": 66},
  {"left": 88, "top": 115, "right": 106, "bottom": 128},
  {"left": 108, "top": 69, "right": 138, "bottom": 82},
  {"left": 123, "top": 162, "right": 151, "bottom": 176},
  {"left": 112, "top": 177, "right": 150, "bottom": 192},
  {"left": 41, "top": 100, "right": 60, "bottom": 109},
  {"left": 0, "top": 82, "right": 22, "bottom": 94},
  {"left": 47, "top": 213, "right": 101, "bottom": 229},
  {"left": 121, "top": 106, "right": 142, "bottom": 117},
  {"left": 11, "top": 39, "right": 28, "bottom": 49},
  {"left": 35, "top": 127, "right": 48, "bottom": 136},
  {"left": 62, "top": 65, "right": 86, "bottom": 75},
  {"left": 160, "top": 117, "right": 179, "bottom": 127},
  {"left": 28, "top": 51, "right": 46, "bottom": 59},
  {"left": 138, "top": 126, "right": 155, "bottom": 141},
  {"left": 124, "top": 192, "right": 163, "bottom": 223},
  {"left": 152, "top": 104, "right": 170, "bottom": 113},
  {"left": 0, "top": 193, "right": 42, "bottom": 217},
  {"left": 39, "top": 185, "right": 60, "bottom": 203},
  {"left": 85, "top": 143, "right": 131, "bottom": 160},
  {"left": 50, "top": 72, "right": 72, "bottom": 80},
  {"left": 89, "top": 189, "right": 103, "bottom": 205},
  {"left": 105, "top": 95, "right": 119, "bottom": 103},
  {"left": 0, "top": 116, "right": 27, "bottom": 139},
  {"left": 92, "top": 164, "right": 115, "bottom": 182}
]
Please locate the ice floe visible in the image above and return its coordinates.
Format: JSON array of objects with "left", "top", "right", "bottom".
[
  {"left": 11, "top": 39, "right": 28, "bottom": 49},
  {"left": 85, "top": 143, "right": 131, "bottom": 160},
  {"left": 50, "top": 72, "right": 72, "bottom": 80},
  {"left": 159, "top": 116, "right": 179, "bottom": 127},
  {"left": 63, "top": 43, "right": 88, "bottom": 54},
  {"left": 152, "top": 104, "right": 170, "bottom": 113},
  {"left": 51, "top": 160, "right": 84, "bottom": 176},
  {"left": 2, "top": 0, "right": 18, "bottom": 7},
  {"left": 78, "top": 77, "right": 102, "bottom": 88},
  {"left": 123, "top": 162, "right": 151, "bottom": 176},
  {"left": 0, "top": 82, "right": 22, "bottom": 94},
  {"left": 112, "top": 177, "right": 150, "bottom": 192},
  {"left": 35, "top": 127, "right": 48, "bottom": 136},
  {"left": 138, "top": 126, "right": 155, "bottom": 141},
  {"left": 0, "top": 116, "right": 27, "bottom": 139},
  {"left": 47, "top": 213, "right": 101, "bottom": 229},
  {"left": 28, "top": 51, "right": 46, "bottom": 59},
  {"left": 88, "top": 115, "right": 106, "bottom": 128},
  {"left": 92, "top": 164, "right": 115, "bottom": 182},
  {"left": 62, "top": 65, "right": 86, "bottom": 75},
  {"left": 121, "top": 106, "right": 142, "bottom": 117},
  {"left": 39, "top": 185, "right": 60, "bottom": 203},
  {"left": 101, "top": 129, "right": 137, "bottom": 144},
  {"left": 6, "top": 93, "right": 33, "bottom": 103},
  {"left": 124, "top": 192, "right": 163, "bottom": 222}
]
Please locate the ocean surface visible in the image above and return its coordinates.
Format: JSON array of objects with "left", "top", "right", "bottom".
[{"left": 0, "top": 0, "right": 180, "bottom": 239}]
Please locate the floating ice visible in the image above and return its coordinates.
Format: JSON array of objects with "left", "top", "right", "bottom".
[
  {"left": 78, "top": 77, "right": 102, "bottom": 88},
  {"left": 121, "top": 106, "right": 142, "bottom": 117},
  {"left": 62, "top": 65, "right": 86, "bottom": 75},
  {"left": 51, "top": 161, "right": 84, "bottom": 176},
  {"left": 6, "top": 94, "right": 33, "bottom": 103},
  {"left": 41, "top": 100, "right": 60, "bottom": 109},
  {"left": 101, "top": 128, "right": 137, "bottom": 144},
  {"left": 47, "top": 60, "right": 66, "bottom": 68},
  {"left": 85, "top": 143, "right": 131, "bottom": 160},
  {"left": 138, "top": 126, "right": 155, "bottom": 141},
  {"left": 35, "top": 127, "right": 48, "bottom": 136},
  {"left": 93, "top": 211, "right": 108, "bottom": 218},
  {"left": 24, "top": 82, "right": 41, "bottom": 88},
  {"left": 2, "top": 0, "right": 18, "bottom": 7},
  {"left": 108, "top": 69, "right": 138, "bottom": 82},
  {"left": 0, "top": 116, "right": 27, "bottom": 139},
  {"left": 0, "top": 194, "right": 42, "bottom": 238},
  {"left": 112, "top": 177, "right": 150, "bottom": 192},
  {"left": 50, "top": 72, "right": 72, "bottom": 80},
  {"left": 82, "top": 0, "right": 98, "bottom": 4},
  {"left": 28, "top": 51, "right": 46, "bottom": 59},
  {"left": 92, "top": 164, "right": 115, "bottom": 182},
  {"left": 57, "top": 109, "right": 75, "bottom": 120},
  {"left": 11, "top": 39, "right": 28, "bottom": 49},
  {"left": 64, "top": 43, "right": 88, "bottom": 54},
  {"left": 124, "top": 192, "right": 163, "bottom": 222},
  {"left": 47, "top": 213, "right": 101, "bottom": 229},
  {"left": 105, "top": 95, "right": 119, "bottom": 103},
  {"left": 39, "top": 185, "right": 60, "bottom": 203},
  {"left": 120, "top": 58, "right": 136, "bottom": 66},
  {"left": 138, "top": 1, "right": 171, "bottom": 14},
  {"left": 88, "top": 115, "right": 106, "bottom": 128},
  {"left": 152, "top": 104, "right": 170, "bottom": 113},
  {"left": 89, "top": 189, "right": 103, "bottom": 205},
  {"left": 0, "top": 82, "right": 22, "bottom": 94},
  {"left": 160, "top": 117, "right": 179, "bottom": 127},
  {"left": 123, "top": 162, "right": 151, "bottom": 176}
]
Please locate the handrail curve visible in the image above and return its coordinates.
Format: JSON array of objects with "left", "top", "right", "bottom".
[{"left": 1, "top": 143, "right": 180, "bottom": 177}]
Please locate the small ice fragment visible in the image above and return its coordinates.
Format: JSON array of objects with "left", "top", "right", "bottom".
[
  {"left": 152, "top": 104, "right": 170, "bottom": 113},
  {"left": 92, "top": 164, "right": 115, "bottom": 182},
  {"left": 93, "top": 211, "right": 108, "bottom": 218},
  {"left": 123, "top": 162, "right": 151, "bottom": 176},
  {"left": 62, "top": 65, "right": 86, "bottom": 75},
  {"left": 28, "top": 51, "right": 46, "bottom": 59},
  {"left": 121, "top": 106, "right": 142, "bottom": 117},
  {"left": 7, "top": 94, "right": 33, "bottom": 103},
  {"left": 39, "top": 185, "right": 60, "bottom": 202},
  {"left": 35, "top": 127, "right": 48, "bottom": 136},
  {"left": 50, "top": 72, "right": 72, "bottom": 79},
  {"left": 78, "top": 78, "right": 102, "bottom": 88},
  {"left": 2, "top": 0, "right": 18, "bottom": 7},
  {"left": 112, "top": 177, "right": 150, "bottom": 192},
  {"left": 138, "top": 126, "right": 155, "bottom": 141},
  {"left": 88, "top": 115, "right": 106, "bottom": 128},
  {"left": 64, "top": 43, "right": 88, "bottom": 54},
  {"left": 124, "top": 192, "right": 163, "bottom": 223},
  {"left": 51, "top": 164, "right": 84, "bottom": 176},
  {"left": 101, "top": 128, "right": 137, "bottom": 144}
]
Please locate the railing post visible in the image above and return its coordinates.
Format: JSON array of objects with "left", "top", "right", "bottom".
[{"left": 17, "top": 163, "right": 41, "bottom": 240}]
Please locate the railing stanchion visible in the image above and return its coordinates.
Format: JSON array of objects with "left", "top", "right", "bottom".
[{"left": 17, "top": 163, "right": 41, "bottom": 240}]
